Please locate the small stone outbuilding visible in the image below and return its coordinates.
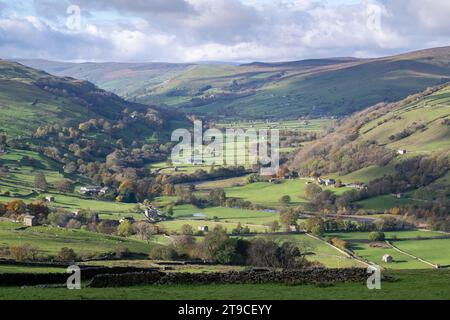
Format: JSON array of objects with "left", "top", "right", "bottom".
[
  {"left": 23, "top": 215, "right": 37, "bottom": 227},
  {"left": 382, "top": 254, "right": 393, "bottom": 263}
]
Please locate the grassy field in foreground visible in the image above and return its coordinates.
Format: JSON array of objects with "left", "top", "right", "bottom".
[
  {"left": 0, "top": 265, "right": 66, "bottom": 274},
  {"left": 0, "top": 270, "right": 448, "bottom": 300}
]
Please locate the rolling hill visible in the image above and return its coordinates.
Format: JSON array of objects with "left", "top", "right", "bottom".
[
  {"left": 18, "top": 47, "right": 450, "bottom": 120},
  {"left": 15, "top": 59, "right": 194, "bottom": 103},
  {"left": 289, "top": 83, "right": 450, "bottom": 184},
  {"left": 0, "top": 59, "right": 161, "bottom": 137}
]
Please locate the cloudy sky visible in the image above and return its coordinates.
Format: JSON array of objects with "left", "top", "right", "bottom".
[{"left": 0, "top": 0, "right": 449, "bottom": 62}]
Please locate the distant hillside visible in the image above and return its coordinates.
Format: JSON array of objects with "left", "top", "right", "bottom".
[
  {"left": 16, "top": 59, "right": 193, "bottom": 102},
  {"left": 18, "top": 47, "right": 450, "bottom": 120},
  {"left": 289, "top": 83, "right": 450, "bottom": 182},
  {"left": 0, "top": 60, "right": 183, "bottom": 138}
]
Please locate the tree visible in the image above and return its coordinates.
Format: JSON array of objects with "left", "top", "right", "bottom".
[
  {"left": 114, "top": 245, "right": 130, "bottom": 259},
  {"left": 55, "top": 180, "right": 75, "bottom": 193},
  {"left": 117, "top": 221, "right": 132, "bottom": 237},
  {"left": 212, "top": 238, "right": 248, "bottom": 265},
  {"left": 57, "top": 247, "right": 77, "bottom": 262},
  {"left": 133, "top": 221, "right": 158, "bottom": 243},
  {"left": 209, "top": 189, "right": 227, "bottom": 206},
  {"left": 268, "top": 221, "right": 281, "bottom": 233},
  {"left": 117, "top": 179, "right": 137, "bottom": 203},
  {"left": 27, "top": 201, "right": 50, "bottom": 224},
  {"left": 231, "top": 222, "right": 250, "bottom": 235},
  {"left": 368, "top": 231, "right": 385, "bottom": 242},
  {"left": 305, "top": 217, "right": 325, "bottom": 236},
  {"left": 34, "top": 172, "right": 49, "bottom": 191},
  {"left": 305, "top": 183, "right": 322, "bottom": 201},
  {"left": 279, "top": 208, "right": 298, "bottom": 231},
  {"left": 149, "top": 245, "right": 178, "bottom": 260},
  {"left": 181, "top": 224, "right": 194, "bottom": 235},
  {"left": 247, "top": 238, "right": 304, "bottom": 269},
  {"left": 203, "top": 225, "right": 229, "bottom": 260},
  {"left": 166, "top": 204, "right": 174, "bottom": 217},
  {"left": 279, "top": 195, "right": 291, "bottom": 205},
  {"left": 10, "top": 244, "right": 39, "bottom": 262}
]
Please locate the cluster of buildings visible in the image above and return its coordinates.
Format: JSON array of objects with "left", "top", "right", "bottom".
[
  {"left": 317, "top": 177, "right": 336, "bottom": 186},
  {"left": 144, "top": 206, "right": 165, "bottom": 222},
  {"left": 79, "top": 186, "right": 110, "bottom": 196}
]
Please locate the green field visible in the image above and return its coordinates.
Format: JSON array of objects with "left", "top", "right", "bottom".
[
  {"left": 356, "top": 194, "right": 420, "bottom": 212},
  {"left": 359, "top": 85, "right": 450, "bottom": 153},
  {"left": 0, "top": 270, "right": 448, "bottom": 300},
  {"left": 351, "top": 243, "right": 431, "bottom": 269},
  {"left": 0, "top": 149, "right": 142, "bottom": 219},
  {"left": 216, "top": 119, "right": 334, "bottom": 132},
  {"left": 169, "top": 205, "right": 278, "bottom": 224},
  {"left": 324, "top": 230, "right": 444, "bottom": 241},
  {"left": 0, "top": 222, "right": 152, "bottom": 257},
  {"left": 393, "top": 239, "right": 450, "bottom": 266},
  {"left": 221, "top": 179, "right": 350, "bottom": 208},
  {"left": 0, "top": 264, "right": 66, "bottom": 274},
  {"left": 269, "top": 234, "right": 364, "bottom": 268},
  {"left": 324, "top": 230, "right": 450, "bottom": 269}
]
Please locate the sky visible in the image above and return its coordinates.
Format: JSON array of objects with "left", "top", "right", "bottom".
[{"left": 0, "top": 0, "right": 449, "bottom": 63}]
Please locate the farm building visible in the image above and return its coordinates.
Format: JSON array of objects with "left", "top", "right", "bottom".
[
  {"left": 119, "top": 217, "right": 135, "bottom": 224},
  {"left": 382, "top": 254, "right": 393, "bottom": 263},
  {"left": 325, "top": 179, "right": 336, "bottom": 186},
  {"left": 144, "top": 207, "right": 164, "bottom": 222},
  {"left": 45, "top": 196, "right": 55, "bottom": 202},
  {"left": 79, "top": 186, "right": 109, "bottom": 196},
  {"left": 397, "top": 149, "right": 407, "bottom": 155},
  {"left": 23, "top": 215, "right": 36, "bottom": 227},
  {"left": 198, "top": 226, "right": 209, "bottom": 232}
]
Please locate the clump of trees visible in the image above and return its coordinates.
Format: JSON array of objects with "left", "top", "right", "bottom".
[
  {"left": 301, "top": 216, "right": 413, "bottom": 236},
  {"left": 0, "top": 200, "right": 50, "bottom": 224},
  {"left": 149, "top": 226, "right": 309, "bottom": 269},
  {"left": 368, "top": 231, "right": 386, "bottom": 242}
]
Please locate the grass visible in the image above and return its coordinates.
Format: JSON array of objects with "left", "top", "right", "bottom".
[
  {"left": 392, "top": 239, "right": 450, "bottom": 266},
  {"left": 0, "top": 221, "right": 152, "bottom": 257},
  {"left": 324, "top": 230, "right": 445, "bottom": 241},
  {"left": 158, "top": 219, "right": 269, "bottom": 234},
  {"left": 0, "top": 149, "right": 142, "bottom": 219},
  {"left": 356, "top": 194, "right": 420, "bottom": 212},
  {"left": 351, "top": 243, "right": 431, "bottom": 269},
  {"left": 0, "top": 264, "right": 66, "bottom": 274},
  {"left": 359, "top": 85, "right": 450, "bottom": 153},
  {"left": 216, "top": 119, "right": 334, "bottom": 132},
  {"left": 268, "top": 234, "right": 364, "bottom": 268},
  {"left": 324, "top": 230, "right": 450, "bottom": 269},
  {"left": 0, "top": 270, "right": 448, "bottom": 300},
  {"left": 221, "top": 179, "right": 350, "bottom": 208}
]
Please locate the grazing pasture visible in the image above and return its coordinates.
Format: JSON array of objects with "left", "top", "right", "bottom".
[
  {"left": 392, "top": 239, "right": 450, "bottom": 266},
  {"left": 350, "top": 243, "right": 431, "bottom": 269},
  {"left": 0, "top": 221, "right": 152, "bottom": 257},
  {"left": 221, "top": 179, "right": 350, "bottom": 208}
]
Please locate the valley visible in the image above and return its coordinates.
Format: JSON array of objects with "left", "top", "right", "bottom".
[{"left": 0, "top": 49, "right": 449, "bottom": 301}]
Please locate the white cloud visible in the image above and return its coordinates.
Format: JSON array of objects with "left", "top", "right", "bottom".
[{"left": 0, "top": 0, "right": 448, "bottom": 62}]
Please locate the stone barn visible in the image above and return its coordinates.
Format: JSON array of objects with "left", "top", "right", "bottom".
[
  {"left": 23, "top": 215, "right": 37, "bottom": 227},
  {"left": 382, "top": 254, "right": 393, "bottom": 263}
]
